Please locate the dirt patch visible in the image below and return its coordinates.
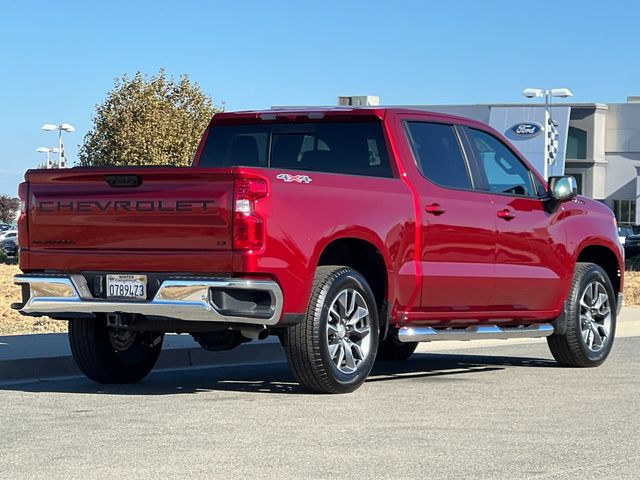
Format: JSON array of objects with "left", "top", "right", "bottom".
[
  {"left": 624, "top": 271, "right": 640, "bottom": 306},
  {"left": 0, "top": 264, "right": 67, "bottom": 335}
]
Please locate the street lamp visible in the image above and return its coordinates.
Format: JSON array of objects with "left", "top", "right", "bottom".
[
  {"left": 36, "top": 147, "right": 60, "bottom": 169},
  {"left": 41, "top": 123, "right": 75, "bottom": 168},
  {"left": 521, "top": 88, "right": 573, "bottom": 180}
]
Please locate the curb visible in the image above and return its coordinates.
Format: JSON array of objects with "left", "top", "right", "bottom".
[{"left": 0, "top": 335, "right": 286, "bottom": 385}]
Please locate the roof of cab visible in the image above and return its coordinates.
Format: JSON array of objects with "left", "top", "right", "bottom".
[{"left": 211, "top": 106, "right": 484, "bottom": 127}]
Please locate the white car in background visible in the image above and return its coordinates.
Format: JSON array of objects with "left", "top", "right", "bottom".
[{"left": 0, "top": 230, "right": 17, "bottom": 241}]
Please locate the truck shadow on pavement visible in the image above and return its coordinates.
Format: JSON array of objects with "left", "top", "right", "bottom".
[{"left": 1, "top": 352, "right": 556, "bottom": 396}]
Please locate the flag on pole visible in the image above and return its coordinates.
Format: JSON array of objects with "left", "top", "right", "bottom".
[
  {"left": 547, "top": 116, "right": 559, "bottom": 166},
  {"left": 60, "top": 141, "right": 67, "bottom": 168}
]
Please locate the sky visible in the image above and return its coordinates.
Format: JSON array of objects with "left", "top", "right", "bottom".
[{"left": 0, "top": 0, "right": 638, "bottom": 196}]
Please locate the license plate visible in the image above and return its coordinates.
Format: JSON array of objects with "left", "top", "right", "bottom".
[{"left": 106, "top": 274, "right": 147, "bottom": 300}]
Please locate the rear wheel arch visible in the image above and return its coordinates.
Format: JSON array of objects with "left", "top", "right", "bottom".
[{"left": 316, "top": 237, "right": 390, "bottom": 337}]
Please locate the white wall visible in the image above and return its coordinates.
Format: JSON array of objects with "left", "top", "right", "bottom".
[
  {"left": 405, "top": 105, "right": 491, "bottom": 124},
  {"left": 605, "top": 104, "right": 640, "bottom": 153},
  {"left": 605, "top": 153, "right": 640, "bottom": 199}
]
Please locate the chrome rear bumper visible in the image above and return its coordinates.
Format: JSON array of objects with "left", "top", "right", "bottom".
[{"left": 13, "top": 274, "right": 283, "bottom": 326}]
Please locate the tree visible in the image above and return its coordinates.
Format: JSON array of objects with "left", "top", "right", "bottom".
[
  {"left": 79, "top": 69, "right": 220, "bottom": 167},
  {"left": 0, "top": 195, "right": 20, "bottom": 224}
]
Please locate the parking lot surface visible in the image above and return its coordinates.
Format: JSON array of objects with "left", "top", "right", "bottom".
[{"left": 1, "top": 336, "right": 638, "bottom": 480}]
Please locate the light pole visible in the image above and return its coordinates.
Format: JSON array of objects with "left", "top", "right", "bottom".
[
  {"left": 41, "top": 123, "right": 75, "bottom": 168},
  {"left": 521, "top": 88, "right": 573, "bottom": 180},
  {"left": 36, "top": 147, "right": 60, "bottom": 168}
]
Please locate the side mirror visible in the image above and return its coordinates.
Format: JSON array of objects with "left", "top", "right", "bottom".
[{"left": 548, "top": 175, "right": 578, "bottom": 201}]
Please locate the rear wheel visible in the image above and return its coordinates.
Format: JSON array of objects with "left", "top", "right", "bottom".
[
  {"left": 68, "top": 317, "right": 164, "bottom": 384},
  {"left": 283, "top": 266, "right": 379, "bottom": 393},
  {"left": 547, "top": 262, "right": 616, "bottom": 367}
]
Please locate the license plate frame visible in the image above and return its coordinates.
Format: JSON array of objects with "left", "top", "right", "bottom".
[{"left": 106, "top": 274, "right": 147, "bottom": 300}]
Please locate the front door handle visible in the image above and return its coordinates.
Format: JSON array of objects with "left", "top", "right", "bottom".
[
  {"left": 497, "top": 209, "right": 516, "bottom": 220},
  {"left": 425, "top": 203, "right": 445, "bottom": 215}
]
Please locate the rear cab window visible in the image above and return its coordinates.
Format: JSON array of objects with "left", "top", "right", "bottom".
[
  {"left": 198, "top": 121, "right": 393, "bottom": 178},
  {"left": 404, "top": 121, "right": 472, "bottom": 190}
]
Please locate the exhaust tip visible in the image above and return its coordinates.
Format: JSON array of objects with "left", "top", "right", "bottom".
[{"left": 240, "top": 326, "right": 270, "bottom": 341}]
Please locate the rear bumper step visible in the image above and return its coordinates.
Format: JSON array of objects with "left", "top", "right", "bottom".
[
  {"left": 13, "top": 274, "right": 283, "bottom": 326},
  {"left": 397, "top": 323, "right": 554, "bottom": 343}
]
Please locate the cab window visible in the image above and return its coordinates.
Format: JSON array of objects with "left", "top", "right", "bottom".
[
  {"left": 405, "top": 121, "right": 471, "bottom": 190},
  {"left": 467, "top": 128, "right": 535, "bottom": 197}
]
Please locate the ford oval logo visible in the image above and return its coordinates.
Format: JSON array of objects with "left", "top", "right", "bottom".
[{"left": 509, "top": 122, "right": 543, "bottom": 138}]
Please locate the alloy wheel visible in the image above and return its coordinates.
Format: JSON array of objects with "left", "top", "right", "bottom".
[
  {"left": 579, "top": 280, "right": 612, "bottom": 353},
  {"left": 325, "top": 288, "right": 372, "bottom": 374}
]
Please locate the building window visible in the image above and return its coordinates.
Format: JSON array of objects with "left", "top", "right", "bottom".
[
  {"left": 613, "top": 199, "right": 636, "bottom": 223},
  {"left": 566, "top": 127, "right": 587, "bottom": 159}
]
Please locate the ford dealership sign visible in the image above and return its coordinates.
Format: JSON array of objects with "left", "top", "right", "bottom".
[{"left": 509, "top": 122, "right": 543, "bottom": 138}]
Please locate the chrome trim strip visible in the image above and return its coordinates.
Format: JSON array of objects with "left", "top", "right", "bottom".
[
  {"left": 14, "top": 275, "right": 283, "bottom": 326},
  {"left": 617, "top": 293, "right": 624, "bottom": 316},
  {"left": 397, "top": 323, "right": 554, "bottom": 343}
]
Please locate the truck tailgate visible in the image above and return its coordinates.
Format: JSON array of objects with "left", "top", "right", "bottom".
[{"left": 24, "top": 167, "right": 234, "bottom": 272}]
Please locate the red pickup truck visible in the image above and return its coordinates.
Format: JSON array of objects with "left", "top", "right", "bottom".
[{"left": 13, "top": 107, "right": 624, "bottom": 393}]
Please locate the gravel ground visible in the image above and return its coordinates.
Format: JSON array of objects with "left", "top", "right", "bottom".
[{"left": 0, "top": 264, "right": 67, "bottom": 335}]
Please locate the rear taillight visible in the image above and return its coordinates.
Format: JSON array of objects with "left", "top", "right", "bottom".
[
  {"left": 18, "top": 182, "right": 28, "bottom": 213},
  {"left": 17, "top": 181, "right": 29, "bottom": 248},
  {"left": 233, "top": 177, "right": 268, "bottom": 250}
]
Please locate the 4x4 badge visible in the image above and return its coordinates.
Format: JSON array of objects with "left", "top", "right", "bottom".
[{"left": 276, "top": 173, "right": 312, "bottom": 184}]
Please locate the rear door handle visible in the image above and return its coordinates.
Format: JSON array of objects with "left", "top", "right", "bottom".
[
  {"left": 497, "top": 209, "right": 516, "bottom": 220},
  {"left": 425, "top": 203, "right": 445, "bottom": 215}
]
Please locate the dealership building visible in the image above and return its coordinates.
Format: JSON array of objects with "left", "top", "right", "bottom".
[{"left": 339, "top": 96, "right": 640, "bottom": 224}]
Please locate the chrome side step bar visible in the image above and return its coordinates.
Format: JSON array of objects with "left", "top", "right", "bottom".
[{"left": 397, "top": 323, "right": 554, "bottom": 343}]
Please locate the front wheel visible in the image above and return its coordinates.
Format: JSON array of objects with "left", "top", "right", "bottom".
[
  {"left": 547, "top": 262, "right": 617, "bottom": 367},
  {"left": 68, "top": 317, "right": 164, "bottom": 384},
  {"left": 283, "top": 266, "right": 379, "bottom": 393}
]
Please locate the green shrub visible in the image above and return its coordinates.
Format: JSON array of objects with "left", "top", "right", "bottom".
[{"left": 0, "top": 250, "right": 7, "bottom": 265}]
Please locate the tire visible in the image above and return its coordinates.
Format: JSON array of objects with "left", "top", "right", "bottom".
[
  {"left": 283, "top": 266, "right": 379, "bottom": 394},
  {"left": 547, "top": 262, "right": 617, "bottom": 367},
  {"left": 68, "top": 317, "right": 164, "bottom": 384},
  {"left": 376, "top": 331, "right": 418, "bottom": 362}
]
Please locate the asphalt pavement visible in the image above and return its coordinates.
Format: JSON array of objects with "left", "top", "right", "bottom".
[{"left": 0, "top": 331, "right": 638, "bottom": 479}]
